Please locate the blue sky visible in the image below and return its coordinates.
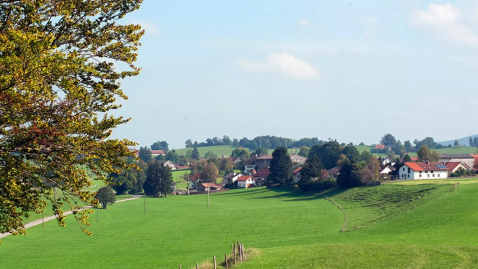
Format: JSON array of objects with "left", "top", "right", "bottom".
[{"left": 111, "top": 0, "right": 478, "bottom": 149}]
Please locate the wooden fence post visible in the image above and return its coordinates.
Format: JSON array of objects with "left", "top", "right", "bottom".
[
  {"left": 213, "top": 255, "right": 216, "bottom": 269},
  {"left": 243, "top": 244, "right": 246, "bottom": 260},
  {"left": 179, "top": 266, "right": 181, "bottom": 269},
  {"left": 196, "top": 264, "right": 198, "bottom": 269},
  {"left": 225, "top": 254, "right": 228, "bottom": 269},
  {"left": 233, "top": 243, "right": 236, "bottom": 265}
]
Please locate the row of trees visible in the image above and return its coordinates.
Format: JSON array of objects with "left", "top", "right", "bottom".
[
  {"left": 469, "top": 137, "right": 478, "bottom": 147},
  {"left": 185, "top": 136, "right": 237, "bottom": 148}
]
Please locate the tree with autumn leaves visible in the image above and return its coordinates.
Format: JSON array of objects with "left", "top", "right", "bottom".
[{"left": 0, "top": 0, "right": 144, "bottom": 235}]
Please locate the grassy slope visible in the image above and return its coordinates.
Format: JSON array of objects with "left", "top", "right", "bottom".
[
  {"left": 239, "top": 183, "right": 478, "bottom": 268},
  {"left": 0, "top": 188, "right": 343, "bottom": 268}
]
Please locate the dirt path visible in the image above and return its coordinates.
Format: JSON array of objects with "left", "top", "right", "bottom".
[{"left": 0, "top": 196, "right": 140, "bottom": 239}]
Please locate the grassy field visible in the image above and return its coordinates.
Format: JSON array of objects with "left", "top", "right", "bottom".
[{"left": 4, "top": 181, "right": 478, "bottom": 268}]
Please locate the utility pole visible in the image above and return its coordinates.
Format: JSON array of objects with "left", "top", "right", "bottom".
[
  {"left": 207, "top": 188, "right": 210, "bottom": 207},
  {"left": 42, "top": 211, "right": 44, "bottom": 228},
  {"left": 187, "top": 173, "right": 190, "bottom": 196},
  {"left": 144, "top": 194, "right": 146, "bottom": 215},
  {"left": 97, "top": 206, "right": 99, "bottom": 221}
]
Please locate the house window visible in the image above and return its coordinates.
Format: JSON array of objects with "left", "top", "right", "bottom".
[
  {"left": 403, "top": 168, "right": 405, "bottom": 171},
  {"left": 419, "top": 174, "right": 422, "bottom": 177},
  {"left": 408, "top": 168, "right": 411, "bottom": 173},
  {"left": 425, "top": 171, "right": 428, "bottom": 173},
  {"left": 427, "top": 174, "right": 430, "bottom": 177},
  {"left": 419, "top": 171, "right": 422, "bottom": 173},
  {"left": 438, "top": 174, "right": 440, "bottom": 177},
  {"left": 433, "top": 174, "right": 435, "bottom": 177},
  {"left": 431, "top": 171, "right": 434, "bottom": 173}
]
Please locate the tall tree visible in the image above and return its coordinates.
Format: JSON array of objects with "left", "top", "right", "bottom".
[
  {"left": 95, "top": 187, "right": 116, "bottom": 209},
  {"left": 231, "top": 148, "right": 250, "bottom": 160},
  {"left": 267, "top": 147, "right": 293, "bottom": 185},
  {"left": 200, "top": 162, "right": 219, "bottom": 183},
  {"left": 231, "top": 139, "right": 239, "bottom": 147},
  {"left": 192, "top": 147, "right": 200, "bottom": 160},
  {"left": 139, "top": 147, "right": 153, "bottom": 162},
  {"left": 417, "top": 145, "right": 439, "bottom": 162},
  {"left": 185, "top": 139, "right": 193, "bottom": 148},
  {"left": 343, "top": 145, "right": 360, "bottom": 163},
  {"left": 222, "top": 135, "right": 232, "bottom": 145},
  {"left": 220, "top": 158, "right": 234, "bottom": 174},
  {"left": 337, "top": 158, "right": 359, "bottom": 188},
  {"left": 404, "top": 140, "right": 413, "bottom": 152},
  {"left": 402, "top": 154, "right": 412, "bottom": 162},
  {"left": 470, "top": 137, "right": 473, "bottom": 147},
  {"left": 454, "top": 140, "right": 460, "bottom": 147},
  {"left": 204, "top": 151, "right": 218, "bottom": 159},
  {"left": 360, "top": 151, "right": 373, "bottom": 163},
  {"left": 255, "top": 147, "right": 268, "bottom": 156},
  {"left": 309, "top": 141, "right": 342, "bottom": 169},
  {"left": 143, "top": 162, "right": 173, "bottom": 197},
  {"left": 151, "top": 141, "right": 169, "bottom": 151},
  {"left": 298, "top": 146, "right": 311, "bottom": 157},
  {"left": 300, "top": 155, "right": 324, "bottom": 180},
  {"left": 0, "top": 0, "right": 144, "bottom": 234},
  {"left": 178, "top": 156, "right": 188, "bottom": 166},
  {"left": 381, "top": 134, "right": 397, "bottom": 147}
]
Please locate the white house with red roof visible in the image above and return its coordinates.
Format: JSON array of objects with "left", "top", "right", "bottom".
[
  {"left": 236, "top": 175, "right": 254, "bottom": 188},
  {"left": 398, "top": 162, "right": 449, "bottom": 180},
  {"left": 189, "top": 172, "right": 201, "bottom": 189},
  {"left": 435, "top": 162, "right": 469, "bottom": 174}
]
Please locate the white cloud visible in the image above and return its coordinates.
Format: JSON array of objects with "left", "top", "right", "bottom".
[
  {"left": 237, "top": 53, "right": 318, "bottom": 79},
  {"left": 130, "top": 19, "right": 159, "bottom": 35},
  {"left": 298, "top": 19, "right": 311, "bottom": 27},
  {"left": 410, "top": 4, "right": 478, "bottom": 46}
]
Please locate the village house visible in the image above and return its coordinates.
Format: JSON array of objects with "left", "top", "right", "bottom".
[
  {"left": 231, "top": 157, "right": 242, "bottom": 165},
  {"left": 293, "top": 167, "right": 302, "bottom": 183},
  {"left": 398, "top": 162, "right": 449, "bottom": 180},
  {"left": 156, "top": 160, "right": 176, "bottom": 170},
  {"left": 328, "top": 167, "right": 340, "bottom": 179},
  {"left": 253, "top": 167, "right": 270, "bottom": 186},
  {"left": 150, "top": 150, "right": 165, "bottom": 157},
  {"left": 438, "top": 162, "right": 470, "bottom": 174},
  {"left": 222, "top": 172, "right": 243, "bottom": 184},
  {"left": 255, "top": 155, "right": 273, "bottom": 170},
  {"left": 380, "top": 165, "right": 393, "bottom": 175},
  {"left": 439, "top": 154, "right": 474, "bottom": 169},
  {"left": 197, "top": 182, "right": 222, "bottom": 192},
  {"left": 244, "top": 156, "right": 258, "bottom": 174},
  {"left": 189, "top": 172, "right": 201, "bottom": 189},
  {"left": 236, "top": 175, "right": 255, "bottom": 188},
  {"left": 290, "top": 154, "right": 306, "bottom": 164}
]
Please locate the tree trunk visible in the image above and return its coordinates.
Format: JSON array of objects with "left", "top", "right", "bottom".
[{"left": 102, "top": 202, "right": 107, "bottom": 209}]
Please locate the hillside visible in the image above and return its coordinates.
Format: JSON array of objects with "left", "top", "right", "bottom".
[
  {"left": 438, "top": 134, "right": 478, "bottom": 147},
  {"left": 173, "top": 145, "right": 301, "bottom": 158},
  {"left": 3, "top": 181, "right": 478, "bottom": 268}
]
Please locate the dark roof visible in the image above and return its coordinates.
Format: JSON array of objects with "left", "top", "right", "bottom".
[
  {"left": 253, "top": 168, "right": 270, "bottom": 178},
  {"left": 404, "top": 162, "right": 449, "bottom": 171},
  {"left": 256, "top": 155, "right": 273, "bottom": 160},
  {"left": 440, "top": 154, "right": 474, "bottom": 159},
  {"left": 244, "top": 156, "right": 257, "bottom": 165},
  {"left": 223, "top": 172, "right": 241, "bottom": 179},
  {"left": 328, "top": 167, "right": 340, "bottom": 175}
]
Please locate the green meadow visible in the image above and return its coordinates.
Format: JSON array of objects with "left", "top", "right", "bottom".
[
  {"left": 3, "top": 181, "right": 478, "bottom": 268},
  {"left": 173, "top": 145, "right": 301, "bottom": 158}
]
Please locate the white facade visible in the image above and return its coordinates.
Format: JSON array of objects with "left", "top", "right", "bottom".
[
  {"left": 237, "top": 177, "right": 255, "bottom": 188},
  {"left": 245, "top": 165, "right": 255, "bottom": 174},
  {"left": 398, "top": 165, "right": 448, "bottom": 180},
  {"left": 380, "top": 166, "right": 393, "bottom": 174}
]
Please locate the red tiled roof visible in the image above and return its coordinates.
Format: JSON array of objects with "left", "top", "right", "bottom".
[
  {"left": 253, "top": 167, "right": 270, "bottom": 178},
  {"left": 190, "top": 172, "right": 201, "bottom": 182},
  {"left": 375, "top": 144, "right": 387, "bottom": 149},
  {"left": 293, "top": 167, "right": 302, "bottom": 174},
  {"left": 151, "top": 150, "right": 165, "bottom": 155},
  {"left": 404, "top": 162, "right": 449, "bottom": 172},
  {"left": 411, "top": 157, "right": 419, "bottom": 161},
  {"left": 256, "top": 155, "right": 273, "bottom": 160},
  {"left": 328, "top": 167, "right": 339, "bottom": 175},
  {"left": 236, "top": 176, "right": 252, "bottom": 181},
  {"left": 200, "top": 183, "right": 220, "bottom": 188},
  {"left": 432, "top": 162, "right": 465, "bottom": 171}
]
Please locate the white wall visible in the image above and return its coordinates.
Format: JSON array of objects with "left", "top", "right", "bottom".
[{"left": 398, "top": 165, "right": 448, "bottom": 180}]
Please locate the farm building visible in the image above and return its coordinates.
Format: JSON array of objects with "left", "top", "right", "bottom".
[
  {"left": 328, "top": 167, "right": 340, "bottom": 179},
  {"left": 189, "top": 172, "right": 201, "bottom": 189},
  {"left": 197, "top": 183, "right": 222, "bottom": 192},
  {"left": 255, "top": 155, "right": 273, "bottom": 170},
  {"left": 253, "top": 168, "right": 270, "bottom": 186},
  {"left": 236, "top": 175, "right": 254, "bottom": 188},
  {"left": 436, "top": 162, "right": 470, "bottom": 174},
  {"left": 439, "top": 154, "right": 474, "bottom": 169},
  {"left": 380, "top": 165, "right": 393, "bottom": 175},
  {"left": 150, "top": 150, "right": 165, "bottom": 156},
  {"left": 222, "top": 172, "right": 243, "bottom": 184},
  {"left": 398, "top": 162, "right": 449, "bottom": 180}
]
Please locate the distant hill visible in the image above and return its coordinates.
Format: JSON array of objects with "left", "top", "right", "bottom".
[{"left": 438, "top": 134, "right": 478, "bottom": 147}]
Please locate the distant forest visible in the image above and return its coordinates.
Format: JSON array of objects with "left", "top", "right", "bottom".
[{"left": 185, "top": 136, "right": 331, "bottom": 150}]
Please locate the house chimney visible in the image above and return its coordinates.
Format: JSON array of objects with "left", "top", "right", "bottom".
[{"left": 425, "top": 160, "right": 429, "bottom": 164}]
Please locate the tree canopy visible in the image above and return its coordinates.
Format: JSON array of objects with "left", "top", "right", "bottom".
[
  {"left": 95, "top": 187, "right": 116, "bottom": 209},
  {"left": 267, "top": 147, "right": 293, "bottom": 185},
  {"left": 151, "top": 141, "right": 169, "bottom": 151},
  {"left": 0, "top": 0, "right": 143, "bottom": 235}
]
